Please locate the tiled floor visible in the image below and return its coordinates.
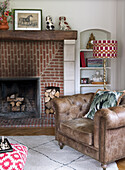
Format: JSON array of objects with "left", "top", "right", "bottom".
[{"left": 6, "top": 136, "right": 118, "bottom": 170}]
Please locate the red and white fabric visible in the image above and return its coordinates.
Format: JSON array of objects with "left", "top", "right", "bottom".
[{"left": 0, "top": 144, "right": 28, "bottom": 170}]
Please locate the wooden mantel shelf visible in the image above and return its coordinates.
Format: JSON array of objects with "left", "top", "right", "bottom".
[{"left": 0, "top": 30, "right": 77, "bottom": 41}]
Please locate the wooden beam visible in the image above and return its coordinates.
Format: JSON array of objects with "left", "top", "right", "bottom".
[
  {"left": 0, "top": 127, "right": 55, "bottom": 136},
  {"left": 0, "top": 30, "right": 77, "bottom": 41}
]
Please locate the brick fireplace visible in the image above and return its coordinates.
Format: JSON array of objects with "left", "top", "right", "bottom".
[
  {"left": 0, "top": 40, "right": 63, "bottom": 117},
  {"left": 0, "top": 30, "right": 77, "bottom": 128}
]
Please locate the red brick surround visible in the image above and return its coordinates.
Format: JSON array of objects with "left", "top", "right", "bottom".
[{"left": 0, "top": 41, "right": 64, "bottom": 119}]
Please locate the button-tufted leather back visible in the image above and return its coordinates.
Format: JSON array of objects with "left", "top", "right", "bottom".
[{"left": 53, "top": 93, "right": 94, "bottom": 130}]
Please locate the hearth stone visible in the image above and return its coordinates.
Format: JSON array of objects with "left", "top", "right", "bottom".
[{"left": 0, "top": 111, "right": 37, "bottom": 119}]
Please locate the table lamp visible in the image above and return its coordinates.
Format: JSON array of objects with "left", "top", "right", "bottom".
[{"left": 93, "top": 40, "right": 117, "bottom": 89}]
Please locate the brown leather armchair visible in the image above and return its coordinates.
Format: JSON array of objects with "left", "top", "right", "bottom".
[{"left": 52, "top": 93, "right": 125, "bottom": 170}]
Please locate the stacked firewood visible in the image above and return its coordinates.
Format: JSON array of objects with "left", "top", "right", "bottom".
[
  {"left": 7, "top": 94, "right": 25, "bottom": 112},
  {"left": 45, "top": 88, "right": 60, "bottom": 114}
]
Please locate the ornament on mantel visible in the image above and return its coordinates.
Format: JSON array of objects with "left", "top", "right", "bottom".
[
  {"left": 59, "top": 16, "right": 71, "bottom": 30},
  {"left": 0, "top": 15, "right": 9, "bottom": 30},
  {"left": 0, "top": 0, "right": 13, "bottom": 30},
  {"left": 46, "top": 15, "right": 55, "bottom": 30}
]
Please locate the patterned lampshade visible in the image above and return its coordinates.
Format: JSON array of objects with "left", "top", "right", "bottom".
[{"left": 93, "top": 40, "right": 117, "bottom": 58}]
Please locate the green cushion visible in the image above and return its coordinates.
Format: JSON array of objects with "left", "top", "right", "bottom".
[{"left": 86, "top": 89, "right": 125, "bottom": 120}]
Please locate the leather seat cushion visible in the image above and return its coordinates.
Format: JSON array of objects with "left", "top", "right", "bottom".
[{"left": 59, "top": 118, "right": 94, "bottom": 145}]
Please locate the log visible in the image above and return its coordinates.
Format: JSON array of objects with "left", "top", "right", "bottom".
[
  {"left": 45, "top": 101, "right": 52, "bottom": 109},
  {"left": 45, "top": 109, "right": 50, "bottom": 114},
  {"left": 10, "top": 94, "right": 16, "bottom": 99},
  {"left": 51, "top": 89, "right": 56, "bottom": 96},
  {"left": 12, "top": 106, "right": 20, "bottom": 112},
  {"left": 7, "top": 97, "right": 24, "bottom": 102},
  {"left": 46, "top": 89, "right": 51, "bottom": 93},
  {"left": 7, "top": 97, "right": 14, "bottom": 102},
  {"left": 50, "top": 108, "right": 54, "bottom": 114},
  {"left": 45, "top": 92, "right": 49, "bottom": 97},
  {"left": 15, "top": 97, "right": 24, "bottom": 102},
  {"left": 55, "top": 91, "right": 60, "bottom": 98},
  {"left": 50, "top": 93, "right": 55, "bottom": 99},
  {"left": 45, "top": 97, "right": 50, "bottom": 103},
  {"left": 7, "top": 97, "right": 9, "bottom": 101},
  {"left": 10, "top": 102, "right": 15, "bottom": 107},
  {"left": 21, "top": 105, "right": 25, "bottom": 112},
  {"left": 16, "top": 101, "right": 22, "bottom": 106}
]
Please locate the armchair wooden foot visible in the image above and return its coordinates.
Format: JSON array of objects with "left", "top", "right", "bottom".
[
  {"left": 101, "top": 163, "right": 107, "bottom": 170},
  {"left": 58, "top": 142, "right": 64, "bottom": 149}
]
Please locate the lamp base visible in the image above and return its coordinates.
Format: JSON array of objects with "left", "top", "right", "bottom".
[{"left": 103, "top": 58, "right": 107, "bottom": 90}]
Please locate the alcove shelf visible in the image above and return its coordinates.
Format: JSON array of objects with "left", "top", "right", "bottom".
[{"left": 79, "top": 29, "right": 111, "bottom": 94}]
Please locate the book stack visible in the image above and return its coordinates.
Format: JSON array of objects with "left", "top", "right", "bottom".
[{"left": 86, "top": 58, "right": 103, "bottom": 67}]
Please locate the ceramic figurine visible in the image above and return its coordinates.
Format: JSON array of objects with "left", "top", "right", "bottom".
[
  {"left": 59, "top": 16, "right": 71, "bottom": 30},
  {"left": 91, "top": 70, "right": 103, "bottom": 82},
  {"left": 46, "top": 16, "right": 55, "bottom": 30}
]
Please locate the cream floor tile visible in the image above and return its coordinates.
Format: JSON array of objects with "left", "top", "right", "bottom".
[
  {"left": 24, "top": 149, "right": 62, "bottom": 170},
  {"left": 34, "top": 140, "right": 83, "bottom": 165},
  {"left": 69, "top": 156, "right": 118, "bottom": 170},
  {"left": 7, "top": 135, "right": 55, "bottom": 148},
  {"left": 55, "top": 166, "right": 74, "bottom": 170}
]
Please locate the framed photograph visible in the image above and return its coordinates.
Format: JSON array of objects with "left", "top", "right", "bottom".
[
  {"left": 13, "top": 9, "right": 42, "bottom": 30},
  {"left": 80, "top": 78, "right": 89, "bottom": 84}
]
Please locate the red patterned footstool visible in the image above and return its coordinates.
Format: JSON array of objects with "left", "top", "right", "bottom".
[{"left": 0, "top": 143, "right": 28, "bottom": 170}]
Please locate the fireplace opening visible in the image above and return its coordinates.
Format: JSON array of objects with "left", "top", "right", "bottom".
[{"left": 0, "top": 78, "right": 40, "bottom": 119}]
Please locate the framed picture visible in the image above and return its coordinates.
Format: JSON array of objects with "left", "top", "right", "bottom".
[
  {"left": 80, "top": 78, "right": 89, "bottom": 84},
  {"left": 13, "top": 9, "right": 42, "bottom": 30}
]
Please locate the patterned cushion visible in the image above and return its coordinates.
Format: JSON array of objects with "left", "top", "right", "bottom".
[
  {"left": 0, "top": 144, "right": 28, "bottom": 170},
  {"left": 86, "top": 89, "right": 125, "bottom": 119}
]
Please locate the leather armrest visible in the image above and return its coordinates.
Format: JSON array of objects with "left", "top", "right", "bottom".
[
  {"left": 94, "top": 106, "right": 125, "bottom": 129},
  {"left": 94, "top": 105, "right": 125, "bottom": 148}
]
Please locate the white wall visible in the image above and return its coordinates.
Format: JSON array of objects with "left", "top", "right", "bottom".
[
  {"left": 116, "top": 0, "right": 125, "bottom": 91},
  {"left": 10, "top": 0, "right": 116, "bottom": 33},
  {"left": 7, "top": 0, "right": 117, "bottom": 93}
]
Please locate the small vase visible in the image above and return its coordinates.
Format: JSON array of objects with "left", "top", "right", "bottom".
[{"left": 0, "top": 15, "right": 9, "bottom": 30}]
